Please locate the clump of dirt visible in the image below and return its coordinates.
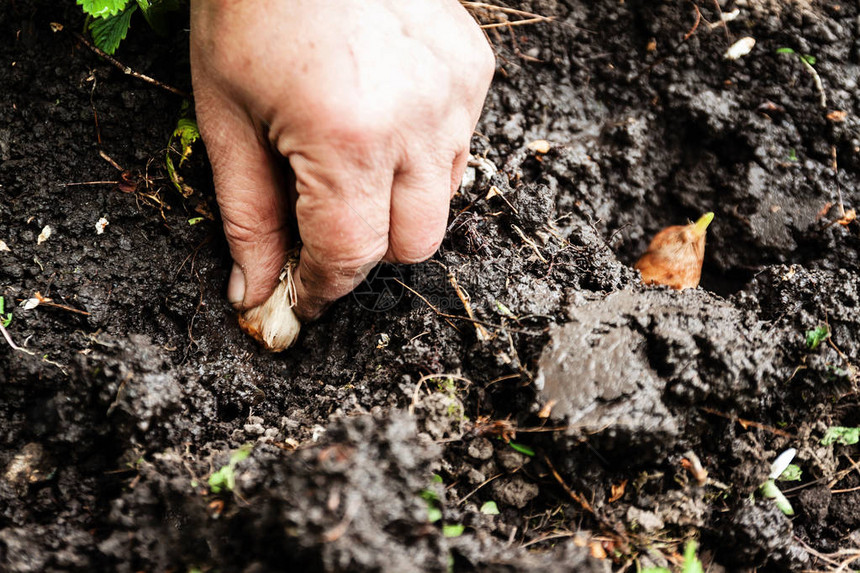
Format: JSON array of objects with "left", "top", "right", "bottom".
[{"left": 1, "top": 1, "right": 859, "bottom": 571}]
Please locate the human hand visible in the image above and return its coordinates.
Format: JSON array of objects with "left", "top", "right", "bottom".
[{"left": 190, "top": 0, "right": 495, "bottom": 322}]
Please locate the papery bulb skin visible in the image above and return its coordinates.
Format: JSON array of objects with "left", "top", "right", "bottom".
[
  {"left": 238, "top": 259, "right": 301, "bottom": 351},
  {"left": 635, "top": 212, "right": 713, "bottom": 290}
]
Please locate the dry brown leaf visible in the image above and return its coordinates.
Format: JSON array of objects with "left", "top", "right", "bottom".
[
  {"left": 827, "top": 110, "right": 847, "bottom": 122},
  {"left": 608, "top": 480, "right": 627, "bottom": 503},
  {"left": 537, "top": 399, "right": 556, "bottom": 419},
  {"left": 589, "top": 541, "right": 607, "bottom": 559}
]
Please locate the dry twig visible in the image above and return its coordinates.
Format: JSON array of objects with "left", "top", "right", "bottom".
[{"left": 73, "top": 31, "right": 191, "bottom": 98}]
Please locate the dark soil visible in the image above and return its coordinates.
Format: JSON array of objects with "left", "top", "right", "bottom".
[{"left": 2, "top": 1, "right": 859, "bottom": 571}]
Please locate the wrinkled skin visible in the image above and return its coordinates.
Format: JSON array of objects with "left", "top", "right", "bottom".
[{"left": 190, "top": 0, "right": 495, "bottom": 321}]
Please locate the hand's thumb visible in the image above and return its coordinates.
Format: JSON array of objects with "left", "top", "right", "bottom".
[{"left": 196, "top": 95, "right": 291, "bottom": 310}]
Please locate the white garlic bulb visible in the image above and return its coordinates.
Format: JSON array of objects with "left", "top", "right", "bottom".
[{"left": 238, "top": 259, "right": 301, "bottom": 351}]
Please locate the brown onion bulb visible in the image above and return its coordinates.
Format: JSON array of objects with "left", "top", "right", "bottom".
[{"left": 635, "top": 212, "right": 713, "bottom": 290}]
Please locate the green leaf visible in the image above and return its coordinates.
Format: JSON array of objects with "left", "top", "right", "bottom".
[
  {"left": 681, "top": 540, "right": 704, "bottom": 573},
  {"left": 775, "top": 47, "right": 796, "bottom": 55},
  {"left": 208, "top": 445, "right": 253, "bottom": 494},
  {"left": 479, "top": 501, "right": 500, "bottom": 515},
  {"left": 508, "top": 442, "right": 535, "bottom": 457},
  {"left": 788, "top": 148, "right": 798, "bottom": 162},
  {"left": 495, "top": 300, "right": 515, "bottom": 318},
  {"left": 431, "top": 473, "right": 443, "bottom": 484},
  {"left": 230, "top": 444, "right": 253, "bottom": 463},
  {"left": 167, "top": 114, "right": 200, "bottom": 197},
  {"left": 77, "top": 0, "right": 130, "bottom": 18},
  {"left": 427, "top": 506, "right": 442, "bottom": 523},
  {"left": 442, "top": 524, "right": 465, "bottom": 538},
  {"left": 88, "top": 4, "right": 138, "bottom": 55},
  {"left": 207, "top": 465, "right": 234, "bottom": 494},
  {"left": 778, "top": 464, "right": 802, "bottom": 482},
  {"left": 187, "top": 217, "right": 204, "bottom": 226},
  {"left": 800, "top": 54, "right": 817, "bottom": 66},
  {"left": 419, "top": 489, "right": 440, "bottom": 503},
  {"left": 173, "top": 118, "right": 201, "bottom": 163},
  {"left": 805, "top": 324, "right": 830, "bottom": 350},
  {"left": 821, "top": 426, "right": 860, "bottom": 446},
  {"left": 0, "top": 296, "right": 11, "bottom": 327}
]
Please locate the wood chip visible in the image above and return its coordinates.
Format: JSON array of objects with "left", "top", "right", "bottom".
[
  {"left": 527, "top": 139, "right": 551, "bottom": 154},
  {"left": 827, "top": 110, "right": 847, "bottom": 122}
]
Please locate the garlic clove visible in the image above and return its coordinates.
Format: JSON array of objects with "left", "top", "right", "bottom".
[{"left": 237, "top": 259, "right": 302, "bottom": 351}]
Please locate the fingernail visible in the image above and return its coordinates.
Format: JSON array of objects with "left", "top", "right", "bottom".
[{"left": 227, "top": 263, "right": 246, "bottom": 308}]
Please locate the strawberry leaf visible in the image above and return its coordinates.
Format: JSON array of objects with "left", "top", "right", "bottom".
[
  {"left": 88, "top": 4, "right": 138, "bottom": 55},
  {"left": 77, "top": 0, "right": 131, "bottom": 18}
]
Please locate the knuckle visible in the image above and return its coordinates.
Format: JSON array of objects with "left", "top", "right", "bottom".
[
  {"left": 301, "top": 244, "right": 387, "bottom": 294},
  {"left": 220, "top": 208, "right": 282, "bottom": 247},
  {"left": 313, "top": 97, "right": 391, "bottom": 145}
]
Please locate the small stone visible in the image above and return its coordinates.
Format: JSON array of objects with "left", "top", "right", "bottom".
[
  {"left": 496, "top": 447, "right": 529, "bottom": 472},
  {"left": 467, "top": 438, "right": 494, "bottom": 460},
  {"left": 626, "top": 507, "right": 665, "bottom": 532},
  {"left": 491, "top": 475, "right": 539, "bottom": 509},
  {"left": 4, "top": 443, "right": 55, "bottom": 494},
  {"left": 243, "top": 423, "right": 265, "bottom": 436},
  {"left": 464, "top": 467, "right": 486, "bottom": 485}
]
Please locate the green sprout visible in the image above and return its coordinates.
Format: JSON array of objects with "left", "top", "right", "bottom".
[
  {"left": 187, "top": 217, "right": 204, "bottom": 226},
  {"left": 479, "top": 501, "right": 500, "bottom": 515},
  {"left": 778, "top": 464, "right": 802, "bottom": 482},
  {"left": 642, "top": 540, "right": 704, "bottom": 573},
  {"left": 426, "top": 504, "right": 442, "bottom": 524},
  {"left": 776, "top": 47, "right": 826, "bottom": 108},
  {"left": 421, "top": 478, "right": 444, "bottom": 523},
  {"left": 421, "top": 477, "right": 467, "bottom": 538},
  {"left": 166, "top": 103, "right": 201, "bottom": 198},
  {"left": 776, "top": 47, "right": 816, "bottom": 65},
  {"left": 208, "top": 444, "right": 252, "bottom": 494},
  {"left": 759, "top": 448, "right": 797, "bottom": 516},
  {"left": 508, "top": 442, "right": 535, "bottom": 457},
  {"left": 680, "top": 540, "right": 704, "bottom": 573},
  {"left": 805, "top": 324, "right": 830, "bottom": 350},
  {"left": 494, "top": 300, "right": 516, "bottom": 319},
  {"left": 436, "top": 376, "right": 457, "bottom": 394},
  {"left": 787, "top": 148, "right": 798, "bottom": 162},
  {"left": 821, "top": 426, "right": 860, "bottom": 446},
  {"left": 0, "top": 296, "right": 12, "bottom": 328}
]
